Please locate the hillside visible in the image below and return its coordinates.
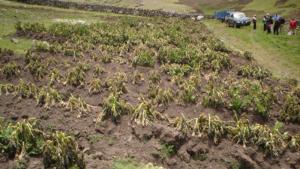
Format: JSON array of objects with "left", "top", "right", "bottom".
[
  {"left": 60, "top": 0, "right": 300, "bottom": 17},
  {"left": 1, "top": 0, "right": 300, "bottom": 169}
]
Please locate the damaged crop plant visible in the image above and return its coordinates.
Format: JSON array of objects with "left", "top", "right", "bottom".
[
  {"left": 0, "top": 118, "right": 84, "bottom": 169},
  {"left": 0, "top": 7, "right": 300, "bottom": 168}
]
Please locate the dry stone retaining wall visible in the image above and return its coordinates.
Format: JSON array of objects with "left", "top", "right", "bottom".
[{"left": 15, "top": 0, "right": 204, "bottom": 19}]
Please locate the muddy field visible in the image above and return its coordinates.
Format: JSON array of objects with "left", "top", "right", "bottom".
[{"left": 0, "top": 14, "right": 300, "bottom": 169}]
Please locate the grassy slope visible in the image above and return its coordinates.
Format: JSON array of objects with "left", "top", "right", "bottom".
[
  {"left": 0, "top": 0, "right": 124, "bottom": 54},
  {"left": 204, "top": 19, "right": 300, "bottom": 82},
  {"left": 62, "top": 0, "right": 194, "bottom": 13}
]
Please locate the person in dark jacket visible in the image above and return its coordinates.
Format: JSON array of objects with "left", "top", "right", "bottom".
[
  {"left": 266, "top": 13, "right": 273, "bottom": 34},
  {"left": 252, "top": 15, "right": 257, "bottom": 30},
  {"left": 273, "top": 14, "right": 280, "bottom": 35},
  {"left": 263, "top": 15, "right": 267, "bottom": 31}
]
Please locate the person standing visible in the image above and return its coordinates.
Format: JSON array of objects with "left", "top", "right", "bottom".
[
  {"left": 252, "top": 15, "right": 257, "bottom": 30},
  {"left": 266, "top": 13, "right": 273, "bottom": 34},
  {"left": 289, "top": 18, "right": 297, "bottom": 35},
  {"left": 273, "top": 14, "right": 280, "bottom": 35},
  {"left": 263, "top": 15, "right": 267, "bottom": 31}
]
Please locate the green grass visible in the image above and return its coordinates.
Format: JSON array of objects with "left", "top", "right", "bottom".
[
  {"left": 61, "top": 0, "right": 194, "bottom": 13},
  {"left": 204, "top": 19, "right": 300, "bottom": 82},
  {"left": 0, "top": 0, "right": 124, "bottom": 54}
]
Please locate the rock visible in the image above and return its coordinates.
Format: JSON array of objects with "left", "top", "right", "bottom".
[
  {"left": 235, "top": 150, "right": 260, "bottom": 169},
  {"left": 196, "top": 15, "right": 204, "bottom": 21},
  {"left": 131, "top": 125, "right": 153, "bottom": 141},
  {"left": 10, "top": 38, "right": 19, "bottom": 44},
  {"left": 187, "top": 143, "right": 209, "bottom": 157},
  {"left": 10, "top": 112, "right": 18, "bottom": 121},
  {"left": 178, "top": 148, "right": 191, "bottom": 163},
  {"left": 92, "top": 152, "right": 104, "bottom": 160},
  {"left": 166, "top": 158, "right": 177, "bottom": 166},
  {"left": 152, "top": 124, "right": 186, "bottom": 148}
]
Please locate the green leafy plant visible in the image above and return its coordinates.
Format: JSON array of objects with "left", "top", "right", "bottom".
[
  {"left": 65, "top": 66, "right": 86, "bottom": 87},
  {"left": 0, "top": 119, "right": 44, "bottom": 158},
  {"left": 99, "top": 92, "right": 132, "bottom": 122},
  {"left": 16, "top": 80, "right": 38, "bottom": 98},
  {"left": 203, "top": 83, "right": 225, "bottom": 109},
  {"left": 88, "top": 78, "right": 102, "bottom": 94},
  {"left": 0, "top": 48, "right": 14, "bottom": 57},
  {"left": 160, "top": 143, "right": 176, "bottom": 158},
  {"left": 170, "top": 114, "right": 191, "bottom": 134},
  {"left": 280, "top": 88, "right": 300, "bottom": 123},
  {"left": 49, "top": 69, "right": 62, "bottom": 86},
  {"left": 104, "top": 73, "right": 127, "bottom": 93},
  {"left": 228, "top": 118, "right": 253, "bottom": 147},
  {"left": 192, "top": 114, "right": 226, "bottom": 144},
  {"left": 93, "top": 65, "right": 104, "bottom": 77},
  {"left": 0, "top": 83, "right": 15, "bottom": 95},
  {"left": 43, "top": 131, "right": 85, "bottom": 169},
  {"left": 35, "top": 87, "right": 63, "bottom": 108},
  {"left": 133, "top": 49, "right": 155, "bottom": 67},
  {"left": 132, "top": 99, "right": 160, "bottom": 126},
  {"left": 237, "top": 64, "right": 271, "bottom": 80},
  {"left": 149, "top": 70, "right": 161, "bottom": 84},
  {"left": 63, "top": 95, "right": 90, "bottom": 117},
  {"left": 252, "top": 122, "right": 288, "bottom": 156},
  {"left": 180, "top": 81, "right": 197, "bottom": 104},
  {"left": 26, "top": 59, "right": 47, "bottom": 80},
  {"left": 162, "top": 64, "right": 191, "bottom": 77},
  {"left": 2, "top": 62, "right": 20, "bottom": 78}
]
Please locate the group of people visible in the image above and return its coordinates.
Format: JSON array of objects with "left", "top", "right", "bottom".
[{"left": 251, "top": 13, "right": 297, "bottom": 35}]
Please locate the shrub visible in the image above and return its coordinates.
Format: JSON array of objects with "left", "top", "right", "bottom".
[
  {"left": 88, "top": 78, "right": 102, "bottom": 94},
  {"left": 26, "top": 59, "right": 47, "bottom": 80},
  {"left": 132, "top": 100, "right": 160, "bottom": 126},
  {"left": 99, "top": 92, "right": 132, "bottom": 122},
  {"left": 243, "top": 51, "right": 253, "bottom": 61},
  {"left": 280, "top": 88, "right": 300, "bottom": 123},
  {"left": 180, "top": 81, "right": 197, "bottom": 104},
  {"left": 170, "top": 114, "right": 191, "bottom": 134},
  {"left": 201, "top": 51, "right": 231, "bottom": 72},
  {"left": 48, "top": 69, "right": 62, "bottom": 86},
  {"left": 237, "top": 64, "right": 271, "bottom": 80},
  {"left": 228, "top": 118, "right": 253, "bottom": 147},
  {"left": 63, "top": 95, "right": 90, "bottom": 117},
  {"left": 104, "top": 73, "right": 127, "bottom": 93},
  {"left": 133, "top": 49, "right": 155, "bottom": 67},
  {"left": 43, "top": 132, "right": 85, "bottom": 169},
  {"left": 0, "top": 83, "right": 15, "bottom": 95},
  {"left": 65, "top": 66, "right": 86, "bottom": 87},
  {"left": 33, "top": 41, "right": 50, "bottom": 52},
  {"left": 160, "top": 143, "right": 176, "bottom": 158},
  {"left": 35, "top": 87, "right": 63, "bottom": 108},
  {"left": 15, "top": 22, "right": 46, "bottom": 34},
  {"left": 0, "top": 48, "right": 14, "bottom": 57},
  {"left": 149, "top": 70, "right": 161, "bottom": 84},
  {"left": 0, "top": 119, "right": 44, "bottom": 158},
  {"left": 203, "top": 83, "right": 225, "bottom": 109},
  {"left": 252, "top": 122, "right": 288, "bottom": 156},
  {"left": 162, "top": 64, "right": 191, "bottom": 77},
  {"left": 2, "top": 62, "right": 20, "bottom": 78},
  {"left": 192, "top": 114, "right": 226, "bottom": 144}
]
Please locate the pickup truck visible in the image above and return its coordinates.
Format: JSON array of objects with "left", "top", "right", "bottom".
[
  {"left": 225, "top": 12, "right": 251, "bottom": 28},
  {"left": 214, "top": 10, "right": 232, "bottom": 22}
]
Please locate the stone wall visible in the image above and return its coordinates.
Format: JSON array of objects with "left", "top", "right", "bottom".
[{"left": 15, "top": 0, "right": 204, "bottom": 19}]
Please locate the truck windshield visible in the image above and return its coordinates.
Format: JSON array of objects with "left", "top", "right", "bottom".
[{"left": 234, "top": 13, "right": 246, "bottom": 18}]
